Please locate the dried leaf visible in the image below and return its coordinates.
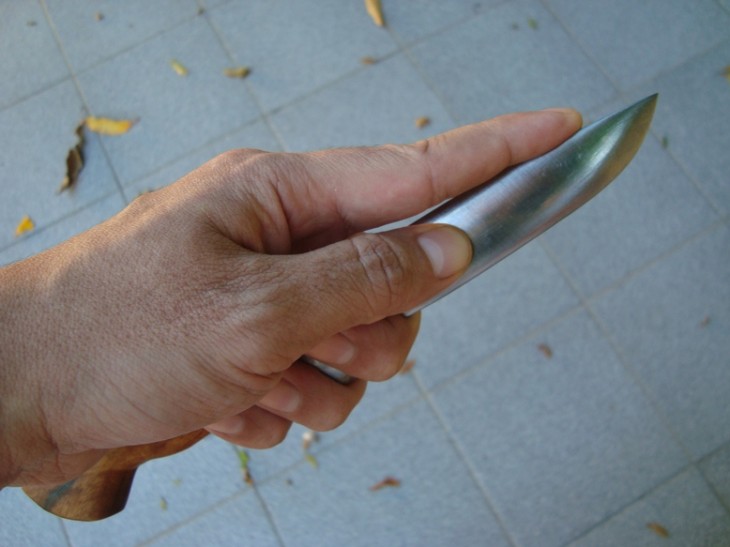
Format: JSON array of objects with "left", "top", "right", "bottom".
[
  {"left": 399, "top": 359, "right": 416, "bottom": 374},
  {"left": 360, "top": 56, "right": 377, "bottom": 65},
  {"left": 415, "top": 116, "right": 431, "bottom": 129},
  {"left": 646, "top": 522, "right": 670, "bottom": 538},
  {"left": 235, "top": 447, "right": 254, "bottom": 485},
  {"left": 365, "top": 0, "right": 385, "bottom": 27},
  {"left": 305, "top": 452, "right": 319, "bottom": 469},
  {"left": 538, "top": 343, "right": 553, "bottom": 359},
  {"left": 170, "top": 59, "right": 189, "bottom": 76},
  {"left": 527, "top": 17, "right": 538, "bottom": 30},
  {"left": 369, "top": 476, "right": 401, "bottom": 491},
  {"left": 94, "top": 12, "right": 104, "bottom": 21},
  {"left": 723, "top": 65, "right": 730, "bottom": 84},
  {"left": 15, "top": 215, "right": 35, "bottom": 237},
  {"left": 159, "top": 496, "right": 168, "bottom": 511},
  {"left": 59, "top": 122, "right": 85, "bottom": 193},
  {"left": 85, "top": 116, "right": 136, "bottom": 135},
  {"left": 223, "top": 66, "right": 251, "bottom": 79}
]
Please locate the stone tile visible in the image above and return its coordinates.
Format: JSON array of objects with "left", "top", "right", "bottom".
[
  {"left": 410, "top": 239, "right": 579, "bottom": 389},
  {"left": 0, "top": 1, "right": 69, "bottom": 110},
  {"left": 384, "top": 0, "right": 503, "bottom": 45},
  {"left": 432, "top": 310, "right": 688, "bottom": 547},
  {"left": 269, "top": 53, "right": 454, "bottom": 151},
  {"left": 64, "top": 435, "right": 247, "bottom": 547},
  {"left": 0, "top": 81, "right": 119, "bottom": 251},
  {"left": 259, "top": 400, "right": 510, "bottom": 547},
  {"left": 122, "top": 120, "right": 281, "bottom": 199},
  {"left": 0, "top": 487, "right": 69, "bottom": 547},
  {"left": 700, "top": 441, "right": 730, "bottom": 511},
  {"left": 146, "top": 491, "right": 280, "bottom": 547},
  {"left": 541, "top": 128, "right": 718, "bottom": 297},
  {"left": 632, "top": 41, "right": 730, "bottom": 215},
  {"left": 591, "top": 225, "right": 730, "bottom": 460},
  {"left": 409, "top": 0, "right": 616, "bottom": 124},
  {"left": 77, "top": 17, "right": 259, "bottom": 186},
  {"left": 545, "top": 0, "right": 730, "bottom": 90},
  {"left": 0, "top": 192, "right": 126, "bottom": 267},
  {"left": 45, "top": 0, "right": 200, "bottom": 73},
  {"left": 242, "top": 374, "right": 422, "bottom": 485},
  {"left": 209, "top": 0, "right": 399, "bottom": 113},
  {"left": 570, "top": 469, "right": 730, "bottom": 547}
]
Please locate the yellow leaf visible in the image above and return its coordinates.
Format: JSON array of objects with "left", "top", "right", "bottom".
[
  {"left": 415, "top": 116, "right": 430, "bottom": 129},
  {"left": 223, "top": 66, "right": 251, "bottom": 79},
  {"left": 365, "top": 0, "right": 385, "bottom": 27},
  {"left": 85, "top": 116, "right": 136, "bottom": 135},
  {"left": 305, "top": 452, "right": 318, "bottom": 469},
  {"left": 646, "top": 522, "right": 670, "bottom": 538},
  {"left": 15, "top": 215, "right": 35, "bottom": 237},
  {"left": 170, "top": 59, "right": 189, "bottom": 76}
]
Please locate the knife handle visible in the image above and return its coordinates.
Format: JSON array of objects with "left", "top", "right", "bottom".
[{"left": 22, "top": 429, "right": 208, "bottom": 521}]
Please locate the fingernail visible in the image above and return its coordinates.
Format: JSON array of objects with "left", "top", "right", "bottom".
[
  {"left": 541, "top": 107, "right": 583, "bottom": 126},
  {"left": 418, "top": 225, "right": 472, "bottom": 278},
  {"left": 259, "top": 381, "right": 302, "bottom": 413},
  {"left": 207, "top": 415, "right": 245, "bottom": 436},
  {"left": 310, "top": 335, "right": 356, "bottom": 366}
]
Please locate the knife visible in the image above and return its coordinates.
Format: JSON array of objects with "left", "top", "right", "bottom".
[{"left": 23, "top": 94, "right": 658, "bottom": 520}]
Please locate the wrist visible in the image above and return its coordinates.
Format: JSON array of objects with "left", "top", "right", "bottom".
[{"left": 0, "top": 254, "right": 61, "bottom": 486}]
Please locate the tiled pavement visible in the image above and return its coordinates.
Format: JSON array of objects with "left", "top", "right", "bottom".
[{"left": 1, "top": 0, "right": 729, "bottom": 545}]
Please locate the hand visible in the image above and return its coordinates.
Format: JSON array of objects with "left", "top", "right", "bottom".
[{"left": 0, "top": 108, "right": 581, "bottom": 486}]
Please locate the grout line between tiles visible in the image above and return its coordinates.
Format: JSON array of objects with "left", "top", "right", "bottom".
[
  {"left": 413, "top": 371, "right": 519, "bottom": 547},
  {"left": 563, "top": 463, "right": 698, "bottom": 546},
  {"left": 58, "top": 517, "right": 73, "bottom": 547},
  {"left": 38, "top": 0, "right": 127, "bottom": 202}
]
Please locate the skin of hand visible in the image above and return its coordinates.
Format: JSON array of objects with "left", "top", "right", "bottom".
[{"left": 0, "top": 108, "right": 581, "bottom": 487}]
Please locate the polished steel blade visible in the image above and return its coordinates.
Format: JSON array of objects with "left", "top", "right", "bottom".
[{"left": 410, "top": 94, "right": 658, "bottom": 312}]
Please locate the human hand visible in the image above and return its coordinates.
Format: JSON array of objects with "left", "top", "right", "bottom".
[{"left": 0, "top": 108, "right": 581, "bottom": 486}]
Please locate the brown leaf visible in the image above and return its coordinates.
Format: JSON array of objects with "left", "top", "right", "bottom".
[
  {"left": 59, "top": 122, "right": 85, "bottom": 193},
  {"left": 646, "top": 522, "right": 670, "bottom": 538},
  {"left": 723, "top": 65, "right": 730, "bottom": 83},
  {"left": 170, "top": 59, "right": 189, "bottom": 76},
  {"left": 15, "top": 215, "right": 35, "bottom": 237},
  {"left": 223, "top": 66, "right": 251, "bottom": 79},
  {"left": 360, "top": 56, "right": 378, "bottom": 65},
  {"left": 399, "top": 359, "right": 416, "bottom": 374},
  {"left": 94, "top": 12, "right": 104, "bottom": 22},
  {"left": 415, "top": 116, "right": 431, "bottom": 129},
  {"left": 537, "top": 343, "right": 553, "bottom": 359},
  {"left": 85, "top": 116, "right": 136, "bottom": 135},
  {"left": 365, "top": 0, "right": 385, "bottom": 27},
  {"left": 369, "top": 476, "right": 401, "bottom": 491}
]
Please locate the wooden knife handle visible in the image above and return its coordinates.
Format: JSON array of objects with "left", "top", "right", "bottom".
[{"left": 22, "top": 429, "right": 208, "bottom": 521}]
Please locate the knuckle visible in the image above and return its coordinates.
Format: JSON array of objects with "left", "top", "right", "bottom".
[{"left": 349, "top": 234, "right": 409, "bottom": 314}]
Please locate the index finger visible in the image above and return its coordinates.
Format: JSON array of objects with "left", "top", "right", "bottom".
[{"left": 279, "top": 108, "right": 582, "bottom": 240}]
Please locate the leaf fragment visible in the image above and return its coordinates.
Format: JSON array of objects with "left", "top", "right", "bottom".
[
  {"left": 170, "top": 59, "right": 189, "bottom": 76},
  {"left": 85, "top": 116, "right": 136, "bottom": 135},
  {"left": 94, "top": 12, "right": 104, "bottom": 22},
  {"left": 159, "top": 496, "right": 168, "bottom": 511},
  {"left": 399, "top": 359, "right": 416, "bottom": 374},
  {"left": 415, "top": 116, "right": 431, "bottom": 129},
  {"left": 723, "top": 65, "right": 730, "bottom": 84},
  {"left": 305, "top": 452, "right": 319, "bottom": 469},
  {"left": 15, "top": 215, "right": 35, "bottom": 237},
  {"left": 360, "top": 56, "right": 378, "bottom": 65},
  {"left": 537, "top": 343, "right": 553, "bottom": 359},
  {"left": 365, "top": 0, "right": 385, "bottom": 27},
  {"left": 59, "top": 122, "right": 85, "bottom": 193},
  {"left": 527, "top": 17, "right": 538, "bottom": 30},
  {"left": 235, "top": 447, "right": 254, "bottom": 485},
  {"left": 369, "top": 476, "right": 401, "bottom": 491},
  {"left": 700, "top": 315, "right": 711, "bottom": 327},
  {"left": 646, "top": 522, "right": 670, "bottom": 538},
  {"left": 223, "top": 66, "right": 251, "bottom": 79}
]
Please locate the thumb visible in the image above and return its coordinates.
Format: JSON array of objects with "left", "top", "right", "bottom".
[{"left": 285, "top": 224, "right": 472, "bottom": 337}]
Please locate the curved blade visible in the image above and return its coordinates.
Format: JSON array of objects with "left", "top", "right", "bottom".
[{"left": 412, "top": 94, "right": 658, "bottom": 312}]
